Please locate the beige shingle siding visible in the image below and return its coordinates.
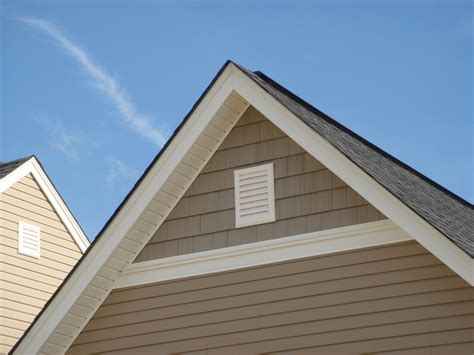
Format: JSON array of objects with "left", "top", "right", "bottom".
[
  {"left": 0, "top": 174, "right": 82, "bottom": 353},
  {"left": 134, "top": 107, "right": 386, "bottom": 262},
  {"left": 68, "top": 241, "right": 474, "bottom": 354}
]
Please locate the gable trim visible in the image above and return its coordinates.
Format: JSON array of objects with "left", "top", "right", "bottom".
[
  {"left": 115, "top": 220, "right": 411, "bottom": 289},
  {"left": 0, "top": 157, "right": 90, "bottom": 253}
]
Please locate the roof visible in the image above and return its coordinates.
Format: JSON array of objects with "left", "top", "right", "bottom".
[
  {"left": 12, "top": 60, "right": 473, "bottom": 354},
  {"left": 0, "top": 156, "right": 33, "bottom": 178},
  {"left": 235, "top": 65, "right": 474, "bottom": 257}
]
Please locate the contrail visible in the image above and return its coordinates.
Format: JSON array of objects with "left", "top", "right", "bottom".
[{"left": 20, "top": 16, "right": 167, "bottom": 146}]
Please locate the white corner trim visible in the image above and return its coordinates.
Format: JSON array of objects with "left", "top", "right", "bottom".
[
  {"left": 115, "top": 220, "right": 411, "bottom": 289},
  {"left": 0, "top": 157, "right": 90, "bottom": 252}
]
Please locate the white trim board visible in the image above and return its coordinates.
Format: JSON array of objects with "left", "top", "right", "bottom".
[
  {"left": 13, "top": 62, "right": 473, "bottom": 355},
  {"left": 115, "top": 220, "right": 412, "bottom": 289},
  {"left": 0, "top": 157, "right": 90, "bottom": 253}
]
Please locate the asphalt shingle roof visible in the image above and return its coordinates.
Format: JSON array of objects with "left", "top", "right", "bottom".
[
  {"left": 0, "top": 156, "right": 32, "bottom": 179},
  {"left": 236, "top": 64, "right": 473, "bottom": 257}
]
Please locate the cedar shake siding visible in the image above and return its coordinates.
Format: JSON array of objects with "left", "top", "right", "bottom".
[
  {"left": 0, "top": 174, "right": 83, "bottom": 353},
  {"left": 69, "top": 241, "right": 474, "bottom": 354},
  {"left": 134, "top": 107, "right": 386, "bottom": 262}
]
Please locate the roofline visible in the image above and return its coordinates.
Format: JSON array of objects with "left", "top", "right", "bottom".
[
  {"left": 0, "top": 155, "right": 90, "bottom": 253},
  {"left": 252, "top": 70, "right": 473, "bottom": 208},
  {"left": 242, "top": 69, "right": 473, "bottom": 260},
  {"left": 91, "top": 60, "right": 235, "bottom": 245}
]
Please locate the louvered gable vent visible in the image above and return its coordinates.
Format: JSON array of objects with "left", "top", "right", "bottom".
[
  {"left": 18, "top": 221, "right": 41, "bottom": 258},
  {"left": 234, "top": 163, "right": 276, "bottom": 228}
]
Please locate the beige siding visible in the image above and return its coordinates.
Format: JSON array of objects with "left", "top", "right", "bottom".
[
  {"left": 69, "top": 241, "right": 474, "bottom": 354},
  {"left": 0, "top": 174, "right": 83, "bottom": 353},
  {"left": 135, "top": 107, "right": 386, "bottom": 262}
]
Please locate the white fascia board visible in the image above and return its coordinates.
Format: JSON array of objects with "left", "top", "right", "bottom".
[
  {"left": 0, "top": 157, "right": 90, "bottom": 253},
  {"left": 115, "top": 220, "right": 412, "bottom": 289},
  {"left": 12, "top": 64, "right": 240, "bottom": 355},
  {"left": 229, "top": 65, "right": 474, "bottom": 286}
]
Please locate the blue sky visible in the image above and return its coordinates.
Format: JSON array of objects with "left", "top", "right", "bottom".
[{"left": 1, "top": 1, "right": 472, "bottom": 240}]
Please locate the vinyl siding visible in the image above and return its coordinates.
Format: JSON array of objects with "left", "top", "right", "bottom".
[
  {"left": 69, "top": 241, "right": 474, "bottom": 354},
  {"left": 135, "top": 107, "right": 386, "bottom": 262},
  {"left": 0, "top": 174, "right": 83, "bottom": 354}
]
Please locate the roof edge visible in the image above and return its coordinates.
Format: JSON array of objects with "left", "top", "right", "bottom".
[{"left": 252, "top": 70, "right": 473, "bottom": 208}]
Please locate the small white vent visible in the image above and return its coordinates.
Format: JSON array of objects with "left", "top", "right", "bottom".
[
  {"left": 234, "top": 163, "right": 276, "bottom": 228},
  {"left": 18, "top": 221, "right": 40, "bottom": 258}
]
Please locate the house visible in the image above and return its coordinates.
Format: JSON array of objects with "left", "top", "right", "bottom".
[
  {"left": 0, "top": 156, "right": 90, "bottom": 354},
  {"left": 12, "top": 61, "right": 473, "bottom": 354}
]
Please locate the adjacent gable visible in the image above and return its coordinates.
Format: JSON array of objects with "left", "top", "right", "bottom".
[
  {"left": 135, "top": 107, "right": 385, "bottom": 262},
  {"left": 0, "top": 157, "right": 89, "bottom": 253},
  {"left": 0, "top": 174, "right": 83, "bottom": 353}
]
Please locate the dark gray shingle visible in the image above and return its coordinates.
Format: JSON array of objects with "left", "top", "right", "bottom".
[{"left": 0, "top": 156, "right": 32, "bottom": 179}]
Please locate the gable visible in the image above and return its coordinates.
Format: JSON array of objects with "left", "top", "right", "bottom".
[
  {"left": 0, "top": 174, "right": 83, "bottom": 353},
  {"left": 13, "top": 61, "right": 472, "bottom": 355},
  {"left": 135, "top": 107, "right": 385, "bottom": 263}
]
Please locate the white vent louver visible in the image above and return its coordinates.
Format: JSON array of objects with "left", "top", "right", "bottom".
[
  {"left": 234, "top": 163, "right": 276, "bottom": 228},
  {"left": 18, "top": 221, "right": 41, "bottom": 258}
]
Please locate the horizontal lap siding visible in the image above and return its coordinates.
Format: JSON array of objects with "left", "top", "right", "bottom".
[
  {"left": 135, "top": 107, "right": 386, "bottom": 261},
  {"left": 0, "top": 174, "right": 83, "bottom": 352},
  {"left": 68, "top": 241, "right": 474, "bottom": 354}
]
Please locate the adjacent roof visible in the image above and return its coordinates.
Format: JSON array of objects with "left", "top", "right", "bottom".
[
  {"left": 235, "top": 66, "right": 474, "bottom": 257},
  {"left": 0, "top": 155, "right": 90, "bottom": 253},
  {"left": 0, "top": 156, "right": 33, "bottom": 178}
]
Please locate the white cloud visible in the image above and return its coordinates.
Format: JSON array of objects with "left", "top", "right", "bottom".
[
  {"left": 19, "top": 16, "right": 167, "bottom": 146},
  {"left": 105, "top": 157, "right": 139, "bottom": 189},
  {"left": 37, "top": 118, "right": 81, "bottom": 160},
  {"left": 53, "top": 125, "right": 80, "bottom": 161}
]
